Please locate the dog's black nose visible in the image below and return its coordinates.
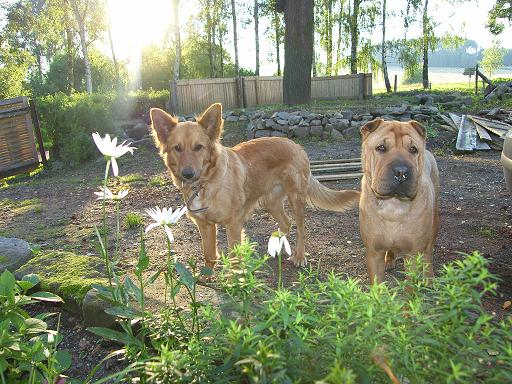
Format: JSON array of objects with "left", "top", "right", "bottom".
[
  {"left": 392, "top": 165, "right": 410, "bottom": 183},
  {"left": 181, "top": 167, "right": 195, "bottom": 180}
]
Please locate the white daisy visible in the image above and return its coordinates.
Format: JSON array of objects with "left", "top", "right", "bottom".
[
  {"left": 92, "top": 132, "right": 136, "bottom": 176},
  {"left": 268, "top": 229, "right": 291, "bottom": 257},
  {"left": 145, "top": 205, "right": 188, "bottom": 243},
  {"left": 94, "top": 186, "right": 129, "bottom": 201}
]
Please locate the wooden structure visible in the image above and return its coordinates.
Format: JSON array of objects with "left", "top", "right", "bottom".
[
  {"left": 171, "top": 74, "right": 373, "bottom": 114},
  {"left": 310, "top": 157, "right": 362, "bottom": 182},
  {"left": 474, "top": 64, "right": 493, "bottom": 95},
  {"left": 0, "top": 96, "right": 47, "bottom": 178}
]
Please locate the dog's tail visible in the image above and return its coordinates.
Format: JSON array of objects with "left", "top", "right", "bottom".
[{"left": 306, "top": 174, "right": 360, "bottom": 212}]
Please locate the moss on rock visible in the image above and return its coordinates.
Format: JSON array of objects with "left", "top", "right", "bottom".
[{"left": 16, "top": 250, "right": 107, "bottom": 307}]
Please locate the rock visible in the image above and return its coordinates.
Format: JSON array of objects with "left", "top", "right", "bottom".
[
  {"left": 276, "top": 111, "right": 290, "bottom": 120},
  {"left": 276, "top": 119, "right": 288, "bottom": 125},
  {"left": 255, "top": 129, "right": 272, "bottom": 138},
  {"left": 238, "top": 115, "right": 248, "bottom": 121},
  {"left": 271, "top": 131, "right": 287, "bottom": 137},
  {"left": 290, "top": 125, "right": 310, "bottom": 138},
  {"left": 331, "top": 129, "right": 344, "bottom": 139},
  {"left": 310, "top": 119, "right": 322, "bottom": 126},
  {"left": 321, "top": 117, "right": 329, "bottom": 125},
  {"left": 178, "top": 116, "right": 186, "bottom": 122},
  {"left": 299, "top": 119, "right": 309, "bottom": 127},
  {"left": 440, "top": 94, "right": 457, "bottom": 103},
  {"left": 225, "top": 115, "right": 239, "bottom": 122},
  {"left": 82, "top": 288, "right": 117, "bottom": 329},
  {"left": 370, "top": 109, "right": 385, "bottom": 117},
  {"left": 310, "top": 126, "right": 323, "bottom": 136},
  {"left": 350, "top": 120, "right": 361, "bottom": 128},
  {"left": 460, "top": 97, "right": 473, "bottom": 105},
  {"left": 275, "top": 124, "right": 290, "bottom": 133},
  {"left": 324, "top": 123, "right": 333, "bottom": 134},
  {"left": 380, "top": 115, "right": 395, "bottom": 121},
  {"left": 0, "top": 237, "right": 32, "bottom": 272},
  {"left": 265, "top": 119, "right": 275, "bottom": 129},
  {"left": 341, "top": 111, "right": 354, "bottom": 121},
  {"left": 288, "top": 115, "right": 301, "bottom": 125},
  {"left": 343, "top": 127, "right": 359, "bottom": 138},
  {"left": 412, "top": 113, "right": 430, "bottom": 122},
  {"left": 125, "top": 123, "right": 148, "bottom": 140}
]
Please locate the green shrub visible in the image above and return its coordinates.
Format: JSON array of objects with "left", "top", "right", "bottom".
[
  {"left": 0, "top": 270, "right": 72, "bottom": 382},
  {"left": 92, "top": 245, "right": 512, "bottom": 383},
  {"left": 125, "top": 212, "right": 143, "bottom": 229},
  {"left": 36, "top": 90, "right": 169, "bottom": 166}
]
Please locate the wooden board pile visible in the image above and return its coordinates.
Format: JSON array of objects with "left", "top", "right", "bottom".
[
  {"left": 311, "top": 158, "right": 362, "bottom": 182},
  {"left": 440, "top": 110, "right": 512, "bottom": 152}
]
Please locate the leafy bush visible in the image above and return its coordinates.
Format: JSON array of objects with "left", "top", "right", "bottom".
[
  {"left": 92, "top": 245, "right": 512, "bottom": 383},
  {"left": 125, "top": 212, "right": 143, "bottom": 229},
  {"left": 0, "top": 270, "right": 71, "bottom": 383},
  {"left": 36, "top": 90, "right": 168, "bottom": 166}
]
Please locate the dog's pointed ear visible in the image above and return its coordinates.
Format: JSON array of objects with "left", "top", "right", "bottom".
[
  {"left": 360, "top": 118, "right": 384, "bottom": 140},
  {"left": 198, "top": 103, "right": 223, "bottom": 140},
  {"left": 150, "top": 108, "right": 177, "bottom": 149},
  {"left": 408, "top": 120, "right": 427, "bottom": 140}
]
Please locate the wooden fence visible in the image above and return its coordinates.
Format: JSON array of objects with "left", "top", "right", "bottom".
[
  {"left": 0, "top": 96, "right": 47, "bottom": 178},
  {"left": 172, "top": 73, "right": 372, "bottom": 114}
]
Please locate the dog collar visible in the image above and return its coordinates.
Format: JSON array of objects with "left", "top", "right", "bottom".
[{"left": 185, "top": 184, "right": 209, "bottom": 213}]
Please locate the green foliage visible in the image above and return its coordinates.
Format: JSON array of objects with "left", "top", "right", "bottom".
[
  {"left": 125, "top": 212, "right": 143, "bottom": 229},
  {"left": 141, "top": 45, "right": 173, "bottom": 90},
  {"left": 148, "top": 175, "right": 168, "bottom": 187},
  {"left": 0, "top": 270, "right": 72, "bottom": 383},
  {"left": 0, "top": 47, "right": 33, "bottom": 99},
  {"left": 93, "top": 244, "right": 512, "bottom": 383},
  {"left": 488, "top": 0, "right": 512, "bottom": 35},
  {"left": 481, "top": 42, "right": 506, "bottom": 79},
  {"left": 119, "top": 173, "right": 145, "bottom": 184}
]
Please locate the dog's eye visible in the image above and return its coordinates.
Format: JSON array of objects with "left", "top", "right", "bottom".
[
  {"left": 173, "top": 145, "right": 182, "bottom": 152},
  {"left": 194, "top": 144, "right": 204, "bottom": 151},
  {"left": 376, "top": 144, "right": 386, "bottom": 153},
  {"left": 409, "top": 146, "right": 418, "bottom": 154}
]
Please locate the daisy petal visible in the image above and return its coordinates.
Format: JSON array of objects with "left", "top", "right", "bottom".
[
  {"left": 268, "top": 236, "right": 280, "bottom": 257},
  {"left": 145, "top": 222, "right": 160, "bottom": 233},
  {"left": 164, "top": 225, "right": 174, "bottom": 243},
  {"left": 281, "top": 236, "right": 292, "bottom": 256},
  {"left": 111, "top": 157, "right": 119, "bottom": 176}
]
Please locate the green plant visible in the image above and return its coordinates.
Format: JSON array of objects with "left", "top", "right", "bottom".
[
  {"left": 0, "top": 270, "right": 71, "bottom": 383},
  {"left": 148, "top": 175, "right": 168, "bottom": 187},
  {"left": 118, "top": 174, "right": 145, "bottom": 184},
  {"left": 125, "top": 212, "right": 143, "bottom": 229}
]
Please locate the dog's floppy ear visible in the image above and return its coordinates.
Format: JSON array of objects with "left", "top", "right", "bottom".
[
  {"left": 198, "top": 103, "right": 223, "bottom": 140},
  {"left": 150, "top": 108, "right": 177, "bottom": 149},
  {"left": 360, "top": 118, "right": 384, "bottom": 140},
  {"left": 408, "top": 120, "right": 427, "bottom": 140}
]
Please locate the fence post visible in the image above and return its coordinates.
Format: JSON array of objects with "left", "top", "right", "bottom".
[
  {"left": 393, "top": 75, "right": 398, "bottom": 92},
  {"left": 236, "top": 77, "right": 245, "bottom": 108},
  {"left": 169, "top": 79, "right": 179, "bottom": 115},
  {"left": 475, "top": 64, "right": 479, "bottom": 95},
  {"left": 29, "top": 99, "right": 48, "bottom": 168},
  {"left": 241, "top": 77, "right": 248, "bottom": 108},
  {"left": 358, "top": 73, "right": 365, "bottom": 100},
  {"left": 254, "top": 77, "right": 260, "bottom": 106}
]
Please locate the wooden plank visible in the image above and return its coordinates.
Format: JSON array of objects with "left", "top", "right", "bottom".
[
  {"left": 439, "top": 113, "right": 458, "bottom": 132},
  {"left": 310, "top": 157, "right": 361, "bottom": 165},
  {"left": 471, "top": 115, "right": 511, "bottom": 131},
  {"left": 314, "top": 172, "right": 363, "bottom": 181},
  {"left": 467, "top": 116, "right": 492, "bottom": 141},
  {"left": 455, "top": 115, "right": 477, "bottom": 151},
  {"left": 311, "top": 164, "right": 362, "bottom": 173}
]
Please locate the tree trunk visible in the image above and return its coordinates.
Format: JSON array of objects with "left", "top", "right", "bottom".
[
  {"left": 277, "top": 0, "right": 314, "bottom": 105},
  {"left": 312, "top": 42, "right": 317, "bottom": 77},
  {"left": 231, "top": 0, "right": 239, "bottom": 76},
  {"left": 69, "top": 0, "right": 92, "bottom": 93},
  {"left": 254, "top": 0, "right": 260, "bottom": 76},
  {"left": 381, "top": 0, "right": 391, "bottom": 92},
  {"left": 219, "top": 27, "right": 225, "bottom": 77},
  {"left": 206, "top": 2, "right": 215, "bottom": 78},
  {"left": 422, "top": 0, "right": 429, "bottom": 89},
  {"left": 170, "top": 0, "right": 181, "bottom": 114},
  {"left": 335, "top": 9, "right": 342, "bottom": 75},
  {"left": 107, "top": 21, "right": 120, "bottom": 91},
  {"left": 324, "top": 0, "right": 333, "bottom": 76},
  {"left": 65, "top": 27, "right": 74, "bottom": 95},
  {"left": 349, "top": 0, "right": 360, "bottom": 74},
  {"left": 274, "top": 10, "right": 281, "bottom": 76}
]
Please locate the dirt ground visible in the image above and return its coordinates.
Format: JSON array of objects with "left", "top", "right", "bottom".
[{"left": 1, "top": 128, "right": 511, "bottom": 380}]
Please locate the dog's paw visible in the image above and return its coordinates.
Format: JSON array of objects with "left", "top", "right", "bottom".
[{"left": 288, "top": 253, "right": 307, "bottom": 267}]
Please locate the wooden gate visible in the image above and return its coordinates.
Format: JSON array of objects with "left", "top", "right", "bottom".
[{"left": 0, "top": 96, "right": 47, "bottom": 178}]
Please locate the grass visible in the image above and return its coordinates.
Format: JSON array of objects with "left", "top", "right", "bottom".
[
  {"left": 0, "top": 198, "right": 43, "bottom": 214},
  {"left": 479, "top": 227, "right": 497, "bottom": 239},
  {"left": 16, "top": 250, "right": 107, "bottom": 305},
  {"left": 126, "top": 212, "right": 144, "bottom": 229},
  {"left": 148, "top": 175, "right": 168, "bottom": 187},
  {"left": 119, "top": 173, "right": 145, "bottom": 184}
]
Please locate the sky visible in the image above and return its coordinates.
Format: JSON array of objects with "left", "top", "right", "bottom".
[{"left": 106, "top": 0, "right": 512, "bottom": 76}]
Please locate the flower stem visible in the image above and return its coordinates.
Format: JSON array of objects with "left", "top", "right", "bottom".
[
  {"left": 115, "top": 200, "right": 120, "bottom": 263},
  {"left": 103, "top": 159, "right": 112, "bottom": 288},
  {"left": 166, "top": 237, "right": 187, "bottom": 331},
  {"left": 278, "top": 251, "right": 282, "bottom": 289}
]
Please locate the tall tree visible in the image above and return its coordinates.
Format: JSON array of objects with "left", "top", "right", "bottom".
[
  {"left": 170, "top": 0, "right": 181, "bottom": 113},
  {"left": 105, "top": 6, "right": 119, "bottom": 90},
  {"left": 230, "top": 0, "right": 240, "bottom": 76},
  {"left": 319, "top": 0, "right": 334, "bottom": 75},
  {"left": 69, "top": 0, "right": 93, "bottom": 93},
  {"left": 421, "top": 0, "right": 430, "bottom": 88},
  {"left": 381, "top": 0, "right": 391, "bottom": 92},
  {"left": 262, "top": 0, "right": 284, "bottom": 75},
  {"left": 254, "top": 0, "right": 260, "bottom": 75},
  {"left": 481, "top": 41, "right": 505, "bottom": 78},
  {"left": 276, "top": 0, "right": 314, "bottom": 104},
  {"left": 349, "top": 0, "right": 360, "bottom": 74},
  {"left": 488, "top": 0, "right": 512, "bottom": 35}
]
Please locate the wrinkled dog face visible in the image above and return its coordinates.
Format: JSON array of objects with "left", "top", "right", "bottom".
[
  {"left": 150, "top": 104, "right": 223, "bottom": 184},
  {"left": 360, "top": 119, "right": 426, "bottom": 200}
]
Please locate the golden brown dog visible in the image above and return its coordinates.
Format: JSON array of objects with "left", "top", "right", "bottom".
[
  {"left": 359, "top": 118, "right": 440, "bottom": 284},
  {"left": 150, "top": 103, "right": 360, "bottom": 268}
]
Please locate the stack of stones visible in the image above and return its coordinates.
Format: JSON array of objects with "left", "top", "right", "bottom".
[{"left": 245, "top": 104, "right": 443, "bottom": 140}]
